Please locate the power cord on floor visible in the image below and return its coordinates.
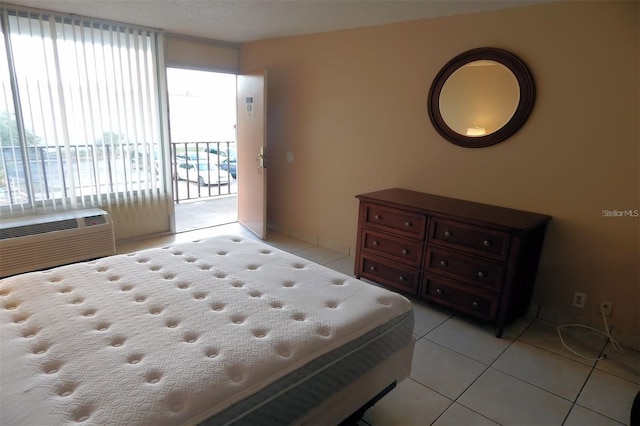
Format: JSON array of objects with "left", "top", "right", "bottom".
[{"left": 557, "top": 309, "right": 624, "bottom": 361}]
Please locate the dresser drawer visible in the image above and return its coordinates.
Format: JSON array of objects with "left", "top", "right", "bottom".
[
  {"left": 358, "top": 254, "right": 420, "bottom": 295},
  {"left": 361, "top": 229, "right": 423, "bottom": 267},
  {"left": 429, "top": 218, "right": 511, "bottom": 261},
  {"left": 362, "top": 203, "right": 427, "bottom": 240},
  {"left": 356, "top": 188, "right": 550, "bottom": 337},
  {"left": 421, "top": 273, "right": 498, "bottom": 321},
  {"left": 425, "top": 247, "right": 505, "bottom": 292}
]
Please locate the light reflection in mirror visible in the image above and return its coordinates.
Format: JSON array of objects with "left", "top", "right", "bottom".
[{"left": 439, "top": 60, "right": 519, "bottom": 137}]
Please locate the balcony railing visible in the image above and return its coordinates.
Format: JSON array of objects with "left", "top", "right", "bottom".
[
  {"left": 0, "top": 142, "right": 236, "bottom": 207},
  {"left": 170, "top": 141, "right": 237, "bottom": 203}
]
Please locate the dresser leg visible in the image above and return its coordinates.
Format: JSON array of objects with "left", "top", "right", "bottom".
[{"left": 495, "top": 328, "right": 503, "bottom": 338}]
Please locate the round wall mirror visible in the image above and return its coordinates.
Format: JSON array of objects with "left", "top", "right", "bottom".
[{"left": 428, "top": 48, "right": 535, "bottom": 148}]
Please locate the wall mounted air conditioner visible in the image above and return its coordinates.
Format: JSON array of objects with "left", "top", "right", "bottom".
[{"left": 0, "top": 208, "right": 116, "bottom": 278}]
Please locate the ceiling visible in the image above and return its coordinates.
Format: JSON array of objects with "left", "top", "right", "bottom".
[{"left": 5, "top": 0, "right": 548, "bottom": 43}]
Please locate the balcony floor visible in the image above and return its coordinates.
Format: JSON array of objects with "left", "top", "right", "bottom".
[{"left": 174, "top": 194, "right": 238, "bottom": 233}]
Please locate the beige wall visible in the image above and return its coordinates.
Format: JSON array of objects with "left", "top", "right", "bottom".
[
  {"left": 107, "top": 196, "right": 172, "bottom": 241},
  {"left": 165, "top": 34, "right": 240, "bottom": 73},
  {"left": 240, "top": 1, "right": 639, "bottom": 344}
]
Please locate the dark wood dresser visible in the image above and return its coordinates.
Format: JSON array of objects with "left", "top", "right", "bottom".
[{"left": 355, "top": 188, "right": 551, "bottom": 337}]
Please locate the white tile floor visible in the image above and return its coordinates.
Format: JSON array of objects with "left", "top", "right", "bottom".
[{"left": 118, "top": 223, "right": 640, "bottom": 426}]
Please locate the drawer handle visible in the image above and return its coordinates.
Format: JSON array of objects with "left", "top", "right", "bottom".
[
  {"left": 435, "top": 288, "right": 443, "bottom": 295},
  {"left": 440, "top": 260, "right": 447, "bottom": 267},
  {"left": 370, "top": 266, "right": 376, "bottom": 272},
  {"left": 483, "top": 240, "right": 491, "bottom": 247},
  {"left": 444, "top": 231, "right": 452, "bottom": 237},
  {"left": 404, "top": 221, "right": 411, "bottom": 228},
  {"left": 472, "top": 301, "right": 479, "bottom": 308},
  {"left": 374, "top": 214, "right": 381, "bottom": 220},
  {"left": 477, "top": 271, "right": 485, "bottom": 278},
  {"left": 372, "top": 240, "right": 379, "bottom": 246},
  {"left": 398, "top": 276, "right": 405, "bottom": 282},
  {"left": 401, "top": 249, "right": 408, "bottom": 255}
]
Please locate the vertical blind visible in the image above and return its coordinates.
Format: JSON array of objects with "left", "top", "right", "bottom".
[{"left": 0, "top": 5, "right": 168, "bottom": 216}]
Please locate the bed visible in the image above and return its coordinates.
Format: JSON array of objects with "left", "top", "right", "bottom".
[{"left": 0, "top": 235, "right": 414, "bottom": 425}]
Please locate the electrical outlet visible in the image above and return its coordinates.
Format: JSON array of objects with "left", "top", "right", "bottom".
[
  {"left": 600, "top": 300, "right": 612, "bottom": 316},
  {"left": 572, "top": 292, "right": 586, "bottom": 308}
]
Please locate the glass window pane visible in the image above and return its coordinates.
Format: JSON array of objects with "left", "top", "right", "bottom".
[{"left": 1, "top": 7, "right": 167, "bottom": 213}]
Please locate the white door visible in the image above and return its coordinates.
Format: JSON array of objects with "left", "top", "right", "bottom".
[{"left": 236, "top": 70, "right": 267, "bottom": 239}]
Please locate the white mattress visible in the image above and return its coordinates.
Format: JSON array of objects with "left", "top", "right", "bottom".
[{"left": 0, "top": 235, "right": 413, "bottom": 425}]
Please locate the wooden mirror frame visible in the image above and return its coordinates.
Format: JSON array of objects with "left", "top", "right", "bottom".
[{"left": 428, "top": 47, "right": 536, "bottom": 148}]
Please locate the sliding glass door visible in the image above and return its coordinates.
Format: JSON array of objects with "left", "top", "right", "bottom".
[{"left": 0, "top": 6, "right": 169, "bottom": 216}]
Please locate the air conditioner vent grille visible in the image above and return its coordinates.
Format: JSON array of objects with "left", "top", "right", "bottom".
[
  {"left": 0, "top": 209, "right": 115, "bottom": 277},
  {"left": 84, "top": 215, "right": 107, "bottom": 226},
  {"left": 0, "top": 219, "right": 79, "bottom": 240}
]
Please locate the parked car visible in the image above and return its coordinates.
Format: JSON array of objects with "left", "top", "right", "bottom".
[
  {"left": 202, "top": 144, "right": 235, "bottom": 158},
  {"left": 130, "top": 149, "right": 160, "bottom": 175},
  {"left": 202, "top": 145, "right": 237, "bottom": 178},
  {"left": 175, "top": 152, "right": 202, "bottom": 163},
  {"left": 219, "top": 155, "right": 237, "bottom": 179},
  {"left": 176, "top": 161, "right": 229, "bottom": 186},
  {"left": 172, "top": 152, "right": 195, "bottom": 174}
]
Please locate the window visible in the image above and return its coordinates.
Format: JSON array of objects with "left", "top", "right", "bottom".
[{"left": 0, "top": 6, "right": 168, "bottom": 214}]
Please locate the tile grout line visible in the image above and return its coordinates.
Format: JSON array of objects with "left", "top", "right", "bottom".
[
  {"left": 422, "top": 316, "right": 594, "bottom": 425},
  {"left": 560, "top": 338, "right": 621, "bottom": 425},
  {"left": 405, "top": 316, "right": 524, "bottom": 425},
  {"left": 133, "top": 229, "right": 638, "bottom": 425},
  {"left": 439, "top": 318, "right": 535, "bottom": 425}
]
